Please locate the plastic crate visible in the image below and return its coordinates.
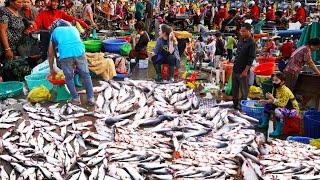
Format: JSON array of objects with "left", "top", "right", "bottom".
[
  {"left": 0, "top": 81, "right": 24, "bottom": 99},
  {"left": 240, "top": 100, "right": 264, "bottom": 120},
  {"left": 283, "top": 116, "right": 302, "bottom": 135},
  {"left": 286, "top": 136, "right": 312, "bottom": 144},
  {"left": 25, "top": 72, "right": 53, "bottom": 90},
  {"left": 304, "top": 110, "right": 320, "bottom": 138}
]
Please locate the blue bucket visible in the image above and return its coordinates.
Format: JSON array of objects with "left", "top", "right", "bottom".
[
  {"left": 103, "top": 39, "right": 128, "bottom": 54},
  {"left": 304, "top": 110, "right": 320, "bottom": 138}
]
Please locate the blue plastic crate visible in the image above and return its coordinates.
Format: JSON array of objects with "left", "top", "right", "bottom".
[
  {"left": 240, "top": 100, "right": 264, "bottom": 120},
  {"left": 304, "top": 110, "right": 320, "bottom": 138},
  {"left": 286, "top": 136, "right": 312, "bottom": 144}
]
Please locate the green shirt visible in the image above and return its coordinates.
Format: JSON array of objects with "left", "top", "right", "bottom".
[{"left": 226, "top": 36, "right": 236, "bottom": 49}]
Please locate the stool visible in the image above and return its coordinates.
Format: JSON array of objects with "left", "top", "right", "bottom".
[
  {"left": 162, "top": 64, "right": 180, "bottom": 80},
  {"left": 47, "top": 75, "right": 71, "bottom": 102}
]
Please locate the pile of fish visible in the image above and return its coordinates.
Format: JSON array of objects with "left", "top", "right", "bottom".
[{"left": 0, "top": 79, "right": 319, "bottom": 180}]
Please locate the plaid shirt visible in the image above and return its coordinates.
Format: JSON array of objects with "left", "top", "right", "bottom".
[{"left": 284, "top": 45, "right": 312, "bottom": 74}]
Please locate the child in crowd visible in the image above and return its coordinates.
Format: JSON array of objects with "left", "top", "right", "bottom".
[{"left": 194, "top": 36, "right": 206, "bottom": 73}]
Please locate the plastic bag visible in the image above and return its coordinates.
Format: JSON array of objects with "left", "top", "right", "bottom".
[
  {"left": 225, "top": 76, "right": 232, "bottom": 96},
  {"left": 55, "top": 71, "right": 65, "bottom": 80},
  {"left": 27, "top": 85, "right": 51, "bottom": 103},
  {"left": 120, "top": 43, "right": 132, "bottom": 56},
  {"left": 249, "top": 86, "right": 263, "bottom": 99},
  {"left": 31, "top": 59, "right": 60, "bottom": 74}
]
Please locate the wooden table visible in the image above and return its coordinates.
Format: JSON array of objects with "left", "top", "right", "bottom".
[{"left": 294, "top": 73, "right": 320, "bottom": 109}]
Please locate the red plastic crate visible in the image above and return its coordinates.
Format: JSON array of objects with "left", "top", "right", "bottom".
[{"left": 283, "top": 116, "right": 302, "bottom": 135}]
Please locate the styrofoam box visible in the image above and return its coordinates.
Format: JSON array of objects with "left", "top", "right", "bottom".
[{"left": 139, "top": 59, "right": 148, "bottom": 69}]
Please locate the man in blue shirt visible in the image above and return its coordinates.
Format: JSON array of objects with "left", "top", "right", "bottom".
[{"left": 48, "top": 19, "right": 94, "bottom": 105}]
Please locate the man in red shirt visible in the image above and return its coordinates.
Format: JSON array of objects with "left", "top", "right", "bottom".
[
  {"left": 247, "top": 1, "right": 260, "bottom": 21},
  {"left": 291, "top": 2, "right": 306, "bottom": 24},
  {"left": 266, "top": 6, "right": 275, "bottom": 21}
]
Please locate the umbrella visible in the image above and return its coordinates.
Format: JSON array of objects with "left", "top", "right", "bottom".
[{"left": 297, "top": 22, "right": 320, "bottom": 64}]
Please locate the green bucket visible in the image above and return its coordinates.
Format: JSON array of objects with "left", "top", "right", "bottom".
[{"left": 83, "top": 39, "right": 102, "bottom": 52}]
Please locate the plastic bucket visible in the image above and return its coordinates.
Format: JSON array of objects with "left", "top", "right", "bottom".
[
  {"left": 304, "top": 111, "right": 320, "bottom": 138},
  {"left": 103, "top": 39, "right": 128, "bottom": 53},
  {"left": 257, "top": 56, "right": 277, "bottom": 64},
  {"left": 253, "top": 63, "right": 275, "bottom": 76},
  {"left": 83, "top": 39, "right": 102, "bottom": 52}
]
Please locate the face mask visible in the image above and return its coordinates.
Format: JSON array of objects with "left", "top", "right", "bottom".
[{"left": 273, "top": 83, "right": 281, "bottom": 88}]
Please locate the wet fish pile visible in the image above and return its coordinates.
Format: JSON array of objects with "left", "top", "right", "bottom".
[
  {"left": 0, "top": 79, "right": 320, "bottom": 180},
  {"left": 256, "top": 139, "right": 320, "bottom": 179}
]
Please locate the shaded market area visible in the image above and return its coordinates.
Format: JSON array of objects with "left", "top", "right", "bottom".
[{"left": 1, "top": 0, "right": 320, "bottom": 180}]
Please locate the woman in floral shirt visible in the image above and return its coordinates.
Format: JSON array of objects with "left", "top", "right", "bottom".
[
  {"left": 284, "top": 38, "right": 320, "bottom": 90},
  {"left": 258, "top": 72, "right": 300, "bottom": 137}
]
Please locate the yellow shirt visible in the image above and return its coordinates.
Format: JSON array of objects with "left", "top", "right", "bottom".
[{"left": 272, "top": 85, "right": 300, "bottom": 113}]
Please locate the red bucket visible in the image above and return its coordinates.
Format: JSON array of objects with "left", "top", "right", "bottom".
[
  {"left": 117, "top": 36, "right": 131, "bottom": 43},
  {"left": 253, "top": 63, "right": 275, "bottom": 76},
  {"left": 257, "top": 56, "right": 277, "bottom": 64}
]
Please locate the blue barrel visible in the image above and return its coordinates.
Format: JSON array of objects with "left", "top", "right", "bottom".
[{"left": 304, "top": 110, "right": 320, "bottom": 138}]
